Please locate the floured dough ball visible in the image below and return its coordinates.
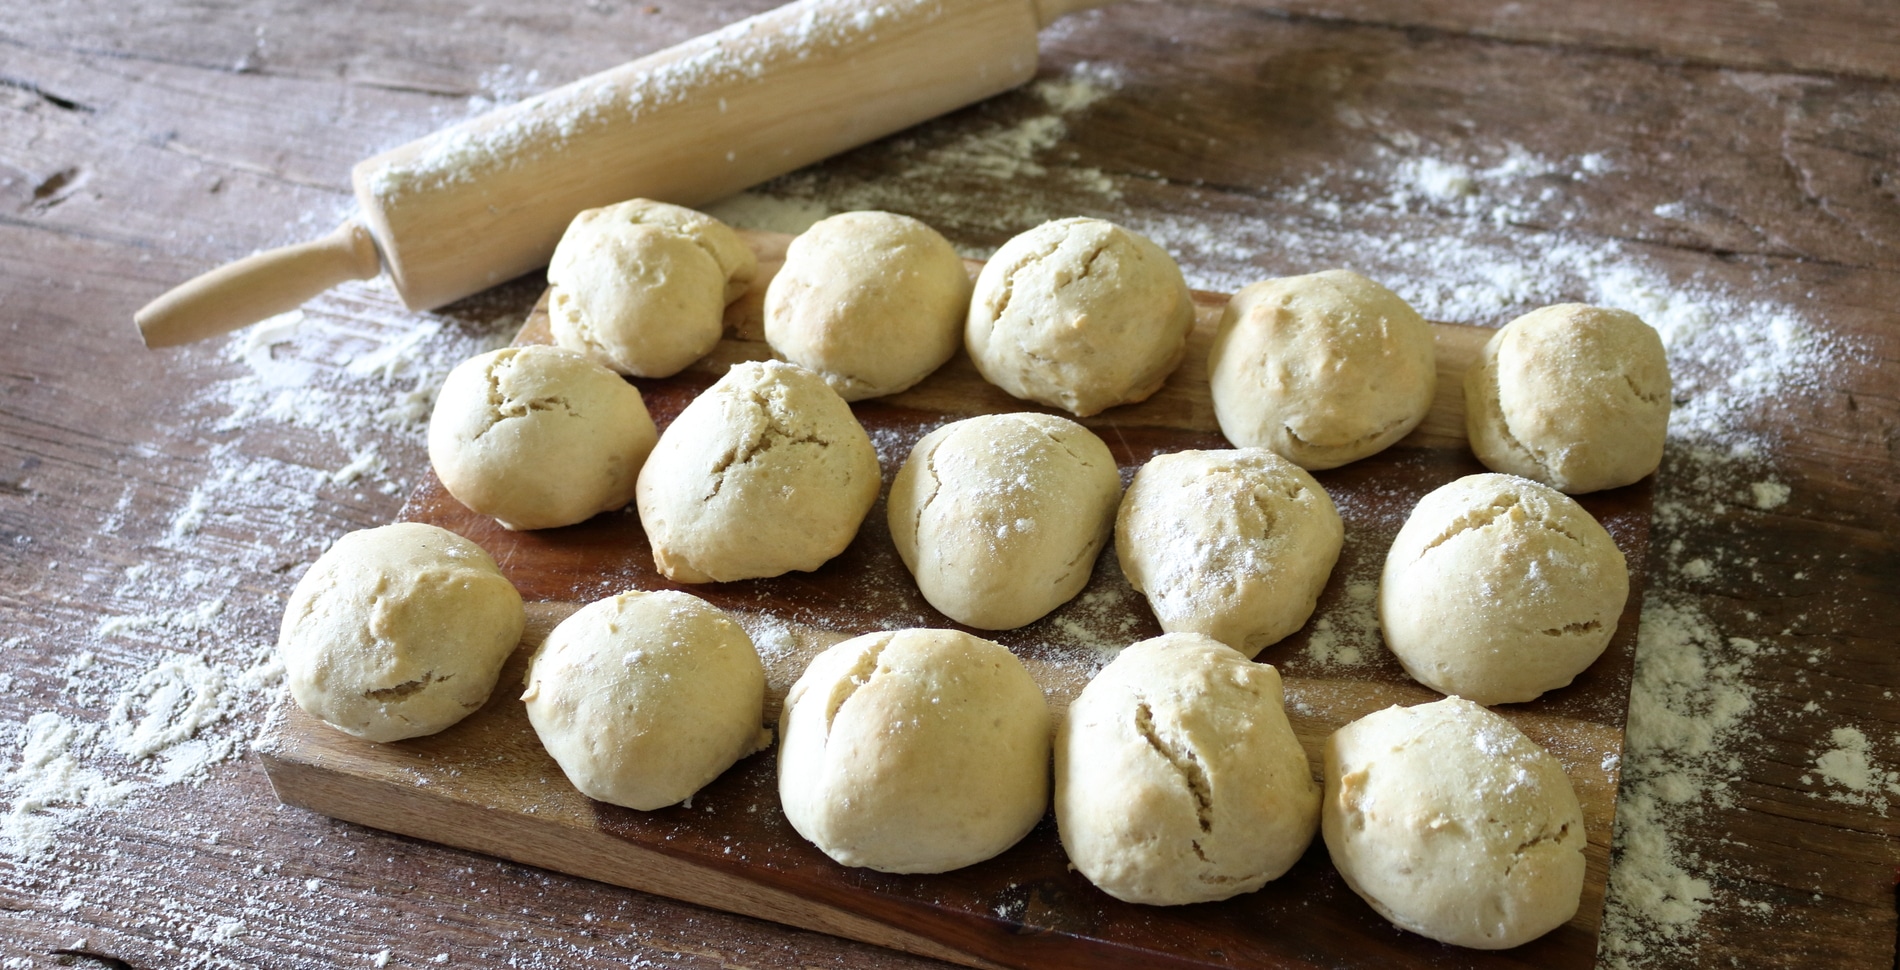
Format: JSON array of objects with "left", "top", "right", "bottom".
[
  {"left": 1207, "top": 270, "right": 1436, "bottom": 470},
  {"left": 887, "top": 412, "right": 1121, "bottom": 629},
  {"left": 279, "top": 523, "right": 525, "bottom": 743},
  {"left": 965, "top": 217, "right": 1195, "bottom": 416},
  {"left": 1116, "top": 449, "right": 1342, "bottom": 658},
  {"left": 764, "top": 211, "right": 972, "bottom": 401},
  {"left": 636, "top": 360, "right": 880, "bottom": 583},
  {"left": 1322, "top": 697, "right": 1586, "bottom": 949},
  {"left": 1056, "top": 633, "right": 1318, "bottom": 905},
  {"left": 778, "top": 628, "right": 1051, "bottom": 873},
  {"left": 1465, "top": 303, "right": 1670, "bottom": 493},
  {"left": 1380, "top": 473, "right": 1627, "bottom": 705},
  {"left": 547, "top": 199, "right": 758, "bottom": 378},
  {"left": 522, "top": 590, "right": 769, "bottom": 811},
  {"left": 428, "top": 345, "right": 658, "bottom": 531}
]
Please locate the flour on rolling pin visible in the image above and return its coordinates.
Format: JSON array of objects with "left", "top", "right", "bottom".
[{"left": 137, "top": 0, "right": 1114, "bottom": 348}]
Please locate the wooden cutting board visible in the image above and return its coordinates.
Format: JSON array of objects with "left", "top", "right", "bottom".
[{"left": 258, "top": 229, "right": 1651, "bottom": 969}]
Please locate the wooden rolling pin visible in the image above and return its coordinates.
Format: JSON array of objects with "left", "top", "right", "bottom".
[{"left": 136, "top": 0, "right": 1113, "bottom": 348}]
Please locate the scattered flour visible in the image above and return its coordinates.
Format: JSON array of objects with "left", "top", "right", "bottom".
[
  {"left": 2, "top": 276, "right": 520, "bottom": 866},
  {"left": 1750, "top": 479, "right": 1791, "bottom": 510},
  {"left": 1810, "top": 726, "right": 1900, "bottom": 809}
]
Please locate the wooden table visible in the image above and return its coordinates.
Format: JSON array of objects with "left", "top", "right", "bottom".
[{"left": 2, "top": 1, "right": 1894, "bottom": 967}]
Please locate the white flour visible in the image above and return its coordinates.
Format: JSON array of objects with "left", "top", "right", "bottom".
[{"left": 4, "top": 48, "right": 1869, "bottom": 968}]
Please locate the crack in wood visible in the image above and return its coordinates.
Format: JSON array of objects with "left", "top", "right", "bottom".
[
  {"left": 0, "top": 74, "right": 94, "bottom": 113},
  {"left": 48, "top": 949, "right": 135, "bottom": 970}
]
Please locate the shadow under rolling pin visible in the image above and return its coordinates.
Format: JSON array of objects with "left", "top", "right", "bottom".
[{"left": 135, "top": 0, "right": 1116, "bottom": 348}]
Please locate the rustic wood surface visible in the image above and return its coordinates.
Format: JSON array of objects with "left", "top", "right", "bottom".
[
  {"left": 2, "top": 1, "right": 1896, "bottom": 968},
  {"left": 255, "top": 243, "right": 1651, "bottom": 969}
]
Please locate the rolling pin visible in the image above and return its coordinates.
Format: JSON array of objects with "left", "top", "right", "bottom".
[{"left": 136, "top": 0, "right": 1114, "bottom": 348}]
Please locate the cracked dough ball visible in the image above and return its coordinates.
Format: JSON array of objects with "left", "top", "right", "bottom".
[
  {"left": 547, "top": 199, "right": 757, "bottom": 378},
  {"left": 764, "top": 211, "right": 972, "bottom": 401},
  {"left": 1380, "top": 473, "right": 1627, "bottom": 705},
  {"left": 1465, "top": 303, "right": 1670, "bottom": 493},
  {"left": 1207, "top": 270, "right": 1436, "bottom": 470},
  {"left": 965, "top": 217, "right": 1195, "bottom": 416},
  {"left": 1322, "top": 696, "right": 1586, "bottom": 949},
  {"left": 778, "top": 628, "right": 1051, "bottom": 873},
  {"left": 635, "top": 360, "right": 881, "bottom": 583},
  {"left": 522, "top": 590, "right": 769, "bottom": 811},
  {"left": 1056, "top": 633, "right": 1318, "bottom": 905},
  {"left": 428, "top": 345, "right": 658, "bottom": 531},
  {"left": 1116, "top": 449, "right": 1342, "bottom": 659},
  {"left": 887, "top": 412, "right": 1121, "bottom": 630},
  {"left": 279, "top": 522, "right": 525, "bottom": 743}
]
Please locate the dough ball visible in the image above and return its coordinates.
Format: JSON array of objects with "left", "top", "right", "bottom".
[
  {"left": 595, "top": 198, "right": 759, "bottom": 303},
  {"left": 1465, "top": 303, "right": 1670, "bottom": 493},
  {"left": 965, "top": 217, "right": 1195, "bottom": 416},
  {"left": 1322, "top": 697, "right": 1586, "bottom": 949},
  {"left": 279, "top": 523, "right": 525, "bottom": 743},
  {"left": 428, "top": 345, "right": 658, "bottom": 531},
  {"left": 548, "top": 199, "right": 756, "bottom": 378},
  {"left": 1056, "top": 633, "right": 1318, "bottom": 905},
  {"left": 522, "top": 590, "right": 768, "bottom": 811},
  {"left": 1116, "top": 449, "right": 1342, "bottom": 659},
  {"left": 1379, "top": 473, "right": 1627, "bottom": 705},
  {"left": 635, "top": 360, "right": 881, "bottom": 583},
  {"left": 778, "top": 628, "right": 1051, "bottom": 873},
  {"left": 764, "top": 210, "right": 972, "bottom": 401},
  {"left": 1207, "top": 270, "right": 1436, "bottom": 470},
  {"left": 887, "top": 412, "right": 1121, "bottom": 629}
]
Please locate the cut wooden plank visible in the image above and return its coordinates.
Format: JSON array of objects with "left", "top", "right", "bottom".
[{"left": 258, "top": 229, "right": 1651, "bottom": 968}]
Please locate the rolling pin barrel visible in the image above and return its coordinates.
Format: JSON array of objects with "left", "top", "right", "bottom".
[{"left": 136, "top": 0, "right": 1116, "bottom": 347}]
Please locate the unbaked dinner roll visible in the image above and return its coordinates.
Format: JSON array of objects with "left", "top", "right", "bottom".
[
  {"left": 1322, "top": 697, "right": 1586, "bottom": 949},
  {"left": 1380, "top": 473, "right": 1627, "bottom": 705},
  {"left": 1056, "top": 633, "right": 1318, "bottom": 905},
  {"left": 1206, "top": 270, "right": 1436, "bottom": 470},
  {"left": 547, "top": 199, "right": 757, "bottom": 378},
  {"left": 1465, "top": 303, "right": 1670, "bottom": 493},
  {"left": 778, "top": 628, "right": 1051, "bottom": 873},
  {"left": 279, "top": 523, "right": 525, "bottom": 743},
  {"left": 1116, "top": 449, "right": 1342, "bottom": 659},
  {"left": 763, "top": 210, "right": 971, "bottom": 401},
  {"left": 428, "top": 345, "right": 658, "bottom": 531},
  {"left": 965, "top": 217, "right": 1194, "bottom": 416},
  {"left": 887, "top": 412, "right": 1121, "bottom": 629},
  {"left": 522, "top": 590, "right": 769, "bottom": 811},
  {"left": 635, "top": 360, "right": 880, "bottom": 583}
]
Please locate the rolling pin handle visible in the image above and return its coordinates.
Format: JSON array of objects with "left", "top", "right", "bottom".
[
  {"left": 1033, "top": 0, "right": 1118, "bottom": 28},
  {"left": 134, "top": 220, "right": 383, "bottom": 348}
]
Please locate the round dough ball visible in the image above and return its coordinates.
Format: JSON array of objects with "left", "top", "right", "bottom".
[
  {"left": 522, "top": 590, "right": 768, "bottom": 811},
  {"left": 778, "top": 628, "right": 1051, "bottom": 873},
  {"left": 966, "top": 217, "right": 1194, "bottom": 416},
  {"left": 1207, "top": 270, "right": 1436, "bottom": 470},
  {"left": 1056, "top": 633, "right": 1318, "bottom": 905},
  {"left": 279, "top": 523, "right": 525, "bottom": 743},
  {"left": 887, "top": 412, "right": 1121, "bottom": 629},
  {"left": 635, "top": 360, "right": 881, "bottom": 583},
  {"left": 764, "top": 210, "right": 972, "bottom": 401},
  {"left": 548, "top": 199, "right": 756, "bottom": 378},
  {"left": 1465, "top": 303, "right": 1671, "bottom": 493},
  {"left": 1116, "top": 449, "right": 1343, "bottom": 659},
  {"left": 1379, "top": 473, "right": 1627, "bottom": 705},
  {"left": 428, "top": 345, "right": 658, "bottom": 531},
  {"left": 1322, "top": 697, "right": 1586, "bottom": 949},
  {"left": 595, "top": 198, "right": 759, "bottom": 303}
]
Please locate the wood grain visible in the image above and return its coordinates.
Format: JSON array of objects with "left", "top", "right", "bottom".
[{"left": 260, "top": 230, "right": 1652, "bottom": 968}]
